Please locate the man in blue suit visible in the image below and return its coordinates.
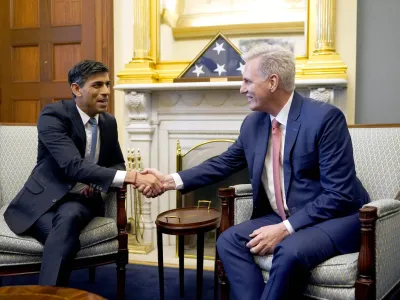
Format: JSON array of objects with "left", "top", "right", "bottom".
[
  {"left": 4, "top": 60, "right": 162, "bottom": 286},
  {"left": 141, "top": 45, "right": 370, "bottom": 299}
]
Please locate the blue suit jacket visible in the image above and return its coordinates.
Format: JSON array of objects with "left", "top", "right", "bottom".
[
  {"left": 179, "top": 92, "right": 370, "bottom": 253},
  {"left": 4, "top": 100, "right": 126, "bottom": 235}
]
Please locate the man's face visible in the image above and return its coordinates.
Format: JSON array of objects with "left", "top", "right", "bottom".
[
  {"left": 73, "top": 72, "right": 110, "bottom": 117},
  {"left": 240, "top": 57, "right": 272, "bottom": 112}
]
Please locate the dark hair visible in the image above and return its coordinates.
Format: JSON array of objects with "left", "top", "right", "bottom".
[{"left": 68, "top": 60, "right": 109, "bottom": 97}]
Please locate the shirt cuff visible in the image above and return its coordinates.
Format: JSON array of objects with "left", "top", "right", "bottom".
[
  {"left": 171, "top": 173, "right": 184, "bottom": 190},
  {"left": 283, "top": 220, "right": 295, "bottom": 235},
  {"left": 110, "top": 170, "right": 127, "bottom": 188}
]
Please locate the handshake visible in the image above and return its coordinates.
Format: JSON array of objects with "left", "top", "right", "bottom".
[{"left": 124, "top": 168, "right": 175, "bottom": 198}]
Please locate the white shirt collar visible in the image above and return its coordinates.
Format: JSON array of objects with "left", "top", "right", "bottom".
[
  {"left": 269, "top": 91, "right": 294, "bottom": 126},
  {"left": 76, "top": 105, "right": 99, "bottom": 125}
]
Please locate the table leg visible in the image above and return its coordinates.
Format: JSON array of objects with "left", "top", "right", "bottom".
[
  {"left": 157, "top": 228, "right": 164, "bottom": 300},
  {"left": 179, "top": 235, "right": 184, "bottom": 298},
  {"left": 196, "top": 232, "right": 205, "bottom": 300},
  {"left": 214, "top": 228, "right": 220, "bottom": 300}
]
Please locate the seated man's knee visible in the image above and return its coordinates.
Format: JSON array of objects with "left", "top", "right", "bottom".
[
  {"left": 273, "top": 242, "right": 307, "bottom": 270},
  {"left": 216, "top": 223, "right": 251, "bottom": 255},
  {"left": 216, "top": 228, "right": 233, "bottom": 255},
  {"left": 53, "top": 203, "right": 89, "bottom": 227}
]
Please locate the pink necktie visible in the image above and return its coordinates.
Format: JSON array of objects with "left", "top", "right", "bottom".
[{"left": 272, "top": 118, "right": 286, "bottom": 220}]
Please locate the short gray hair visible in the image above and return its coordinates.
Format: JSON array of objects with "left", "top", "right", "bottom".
[{"left": 242, "top": 44, "right": 295, "bottom": 92}]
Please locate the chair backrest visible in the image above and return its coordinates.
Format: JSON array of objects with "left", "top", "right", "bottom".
[
  {"left": 177, "top": 139, "right": 250, "bottom": 209},
  {"left": 349, "top": 125, "right": 400, "bottom": 201},
  {"left": 0, "top": 125, "right": 38, "bottom": 207}
]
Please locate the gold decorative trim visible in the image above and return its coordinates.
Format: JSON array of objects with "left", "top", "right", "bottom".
[
  {"left": 128, "top": 260, "right": 215, "bottom": 271},
  {"left": 150, "top": 0, "right": 159, "bottom": 62},
  {"left": 157, "top": 61, "right": 192, "bottom": 83},
  {"left": 126, "top": 148, "right": 154, "bottom": 255},
  {"left": 117, "top": 0, "right": 348, "bottom": 83},
  {"left": 128, "top": 239, "right": 154, "bottom": 254},
  {"left": 161, "top": 8, "right": 178, "bottom": 28},
  {"left": 172, "top": 22, "right": 305, "bottom": 40},
  {"left": 117, "top": 61, "right": 159, "bottom": 84},
  {"left": 182, "top": 139, "right": 235, "bottom": 158},
  {"left": 184, "top": 253, "right": 217, "bottom": 261}
]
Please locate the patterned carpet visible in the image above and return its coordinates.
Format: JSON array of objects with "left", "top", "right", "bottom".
[{"left": 2, "top": 263, "right": 216, "bottom": 300}]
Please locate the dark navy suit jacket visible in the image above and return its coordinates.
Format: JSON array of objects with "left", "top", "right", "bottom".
[
  {"left": 178, "top": 92, "right": 370, "bottom": 253},
  {"left": 4, "top": 100, "right": 125, "bottom": 235}
]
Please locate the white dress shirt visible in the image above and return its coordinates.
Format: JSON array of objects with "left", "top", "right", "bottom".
[
  {"left": 171, "top": 92, "right": 295, "bottom": 234},
  {"left": 262, "top": 92, "right": 295, "bottom": 234},
  {"left": 69, "top": 105, "right": 126, "bottom": 194}
]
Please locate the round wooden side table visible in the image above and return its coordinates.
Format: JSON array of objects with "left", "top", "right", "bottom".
[
  {"left": 155, "top": 205, "right": 220, "bottom": 300},
  {"left": 0, "top": 285, "right": 105, "bottom": 299}
]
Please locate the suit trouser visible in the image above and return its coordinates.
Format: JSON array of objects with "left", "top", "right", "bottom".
[
  {"left": 28, "top": 194, "right": 103, "bottom": 286},
  {"left": 216, "top": 213, "right": 349, "bottom": 300}
]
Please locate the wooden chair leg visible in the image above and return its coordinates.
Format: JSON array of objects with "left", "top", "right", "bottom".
[
  {"left": 117, "top": 256, "right": 127, "bottom": 300},
  {"left": 214, "top": 256, "right": 219, "bottom": 300},
  {"left": 217, "top": 259, "right": 230, "bottom": 300},
  {"left": 214, "top": 228, "right": 221, "bottom": 300},
  {"left": 355, "top": 207, "right": 377, "bottom": 300},
  {"left": 178, "top": 236, "right": 184, "bottom": 298},
  {"left": 89, "top": 267, "right": 96, "bottom": 283},
  {"left": 116, "top": 185, "right": 128, "bottom": 300}
]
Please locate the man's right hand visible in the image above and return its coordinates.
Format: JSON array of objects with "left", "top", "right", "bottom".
[
  {"left": 124, "top": 170, "right": 164, "bottom": 197},
  {"left": 139, "top": 168, "right": 177, "bottom": 198}
]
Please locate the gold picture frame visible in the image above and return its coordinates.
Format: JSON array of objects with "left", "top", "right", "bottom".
[{"left": 161, "top": 0, "right": 306, "bottom": 40}]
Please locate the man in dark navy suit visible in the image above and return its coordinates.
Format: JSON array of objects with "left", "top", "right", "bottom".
[
  {"left": 4, "top": 60, "right": 163, "bottom": 286},
  {"left": 140, "top": 45, "right": 370, "bottom": 299}
]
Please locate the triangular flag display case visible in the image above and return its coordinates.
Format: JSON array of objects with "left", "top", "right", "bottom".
[{"left": 174, "top": 33, "right": 245, "bottom": 83}]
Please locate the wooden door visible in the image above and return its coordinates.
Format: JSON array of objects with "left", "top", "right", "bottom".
[{"left": 0, "top": 0, "right": 114, "bottom": 124}]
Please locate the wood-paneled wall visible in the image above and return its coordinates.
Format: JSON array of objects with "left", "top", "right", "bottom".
[{"left": 0, "top": 0, "right": 114, "bottom": 124}]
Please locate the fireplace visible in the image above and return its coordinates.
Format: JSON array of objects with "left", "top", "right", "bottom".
[{"left": 176, "top": 140, "right": 250, "bottom": 259}]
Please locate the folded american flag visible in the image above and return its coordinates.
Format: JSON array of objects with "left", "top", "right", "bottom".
[{"left": 175, "top": 33, "right": 244, "bottom": 82}]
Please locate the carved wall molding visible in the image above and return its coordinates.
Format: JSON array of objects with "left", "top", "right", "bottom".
[
  {"left": 126, "top": 125, "right": 155, "bottom": 141},
  {"left": 309, "top": 87, "right": 335, "bottom": 103},
  {"left": 126, "top": 92, "right": 151, "bottom": 120},
  {"left": 155, "top": 91, "right": 247, "bottom": 108}
]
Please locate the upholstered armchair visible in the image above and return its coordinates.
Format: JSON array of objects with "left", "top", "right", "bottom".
[
  {"left": 0, "top": 125, "right": 128, "bottom": 300},
  {"left": 216, "top": 125, "right": 400, "bottom": 300}
]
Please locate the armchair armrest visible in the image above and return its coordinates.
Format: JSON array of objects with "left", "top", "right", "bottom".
[
  {"left": 363, "top": 198, "right": 400, "bottom": 217},
  {"left": 356, "top": 198, "right": 400, "bottom": 300},
  {"left": 103, "top": 191, "right": 117, "bottom": 220},
  {"left": 232, "top": 184, "right": 253, "bottom": 197},
  {"left": 103, "top": 186, "right": 128, "bottom": 270},
  {"left": 216, "top": 184, "right": 253, "bottom": 296},
  {"left": 218, "top": 184, "right": 253, "bottom": 233},
  {"left": 115, "top": 185, "right": 128, "bottom": 241}
]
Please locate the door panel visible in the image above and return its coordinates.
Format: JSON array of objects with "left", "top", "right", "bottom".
[
  {"left": 0, "top": 0, "right": 114, "bottom": 124},
  {"left": 11, "top": 0, "right": 40, "bottom": 29}
]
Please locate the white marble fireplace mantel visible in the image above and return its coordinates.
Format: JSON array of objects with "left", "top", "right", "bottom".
[
  {"left": 114, "top": 78, "right": 347, "bottom": 92},
  {"left": 114, "top": 78, "right": 348, "bottom": 254}
]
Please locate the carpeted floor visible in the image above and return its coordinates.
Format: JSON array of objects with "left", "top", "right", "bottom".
[{"left": 2, "top": 263, "right": 216, "bottom": 300}]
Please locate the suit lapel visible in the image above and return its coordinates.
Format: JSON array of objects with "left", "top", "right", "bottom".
[
  {"left": 253, "top": 115, "right": 271, "bottom": 199},
  {"left": 283, "top": 92, "right": 302, "bottom": 198},
  {"left": 65, "top": 100, "right": 86, "bottom": 156},
  {"left": 97, "top": 114, "right": 107, "bottom": 166}
]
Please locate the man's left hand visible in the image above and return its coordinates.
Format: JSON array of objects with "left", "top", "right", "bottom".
[
  {"left": 246, "top": 223, "right": 290, "bottom": 256},
  {"left": 81, "top": 184, "right": 100, "bottom": 198}
]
